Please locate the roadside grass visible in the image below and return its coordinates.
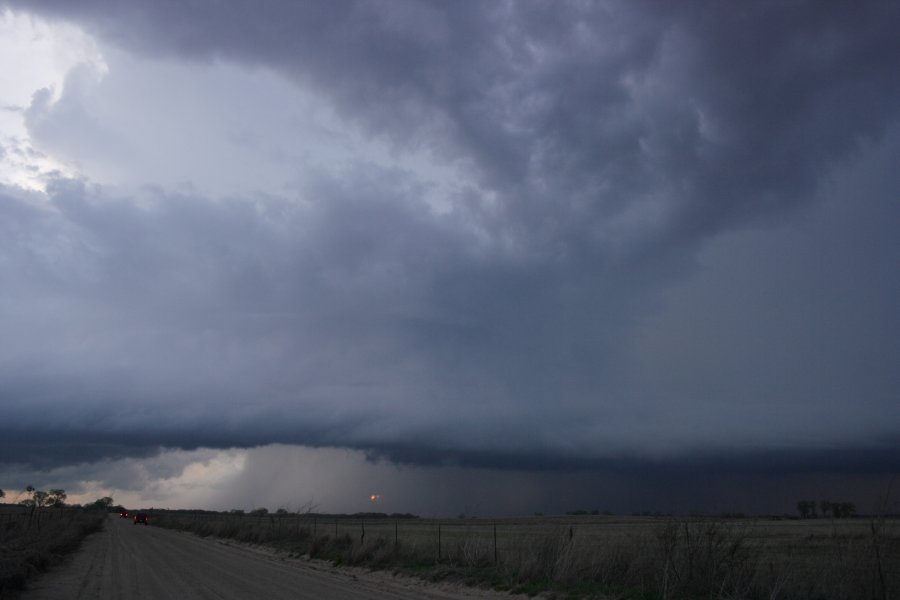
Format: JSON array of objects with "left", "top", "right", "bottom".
[
  {"left": 149, "top": 511, "right": 900, "bottom": 599},
  {"left": 0, "top": 507, "right": 106, "bottom": 597}
]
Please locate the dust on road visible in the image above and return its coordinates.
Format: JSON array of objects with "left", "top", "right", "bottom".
[{"left": 23, "top": 515, "right": 524, "bottom": 599}]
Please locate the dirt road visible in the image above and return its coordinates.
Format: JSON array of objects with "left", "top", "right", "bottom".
[{"left": 23, "top": 516, "right": 522, "bottom": 599}]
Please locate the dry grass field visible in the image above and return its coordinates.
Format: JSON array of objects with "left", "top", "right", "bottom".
[
  {"left": 150, "top": 511, "right": 900, "bottom": 599},
  {"left": 0, "top": 505, "right": 105, "bottom": 597}
]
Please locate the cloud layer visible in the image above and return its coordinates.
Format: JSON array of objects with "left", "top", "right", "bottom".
[{"left": 1, "top": 1, "right": 899, "bottom": 504}]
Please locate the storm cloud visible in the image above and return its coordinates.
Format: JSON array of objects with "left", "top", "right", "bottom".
[{"left": 1, "top": 1, "right": 898, "bottom": 512}]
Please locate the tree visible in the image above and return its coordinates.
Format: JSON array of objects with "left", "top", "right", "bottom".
[
  {"left": 0, "top": 489, "right": 5, "bottom": 499},
  {"left": 819, "top": 500, "right": 856, "bottom": 519},
  {"left": 835, "top": 502, "right": 856, "bottom": 519},
  {"left": 48, "top": 489, "right": 67, "bottom": 507},
  {"left": 33, "top": 490, "right": 50, "bottom": 507},
  {"left": 20, "top": 489, "right": 50, "bottom": 508},
  {"left": 797, "top": 500, "right": 816, "bottom": 519},
  {"left": 85, "top": 496, "right": 115, "bottom": 511}
]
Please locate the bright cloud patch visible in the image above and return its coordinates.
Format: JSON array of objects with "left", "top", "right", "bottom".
[
  {"left": 20, "top": 45, "right": 467, "bottom": 212},
  {"left": 0, "top": 9, "right": 104, "bottom": 189}
]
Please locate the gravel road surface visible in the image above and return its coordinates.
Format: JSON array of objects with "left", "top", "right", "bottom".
[{"left": 23, "top": 516, "right": 522, "bottom": 599}]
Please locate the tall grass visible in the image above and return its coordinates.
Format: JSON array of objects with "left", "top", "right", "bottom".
[
  {"left": 0, "top": 507, "right": 106, "bottom": 597},
  {"left": 150, "top": 511, "right": 900, "bottom": 599}
]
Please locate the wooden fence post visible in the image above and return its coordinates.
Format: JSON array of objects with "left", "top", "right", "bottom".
[{"left": 493, "top": 520, "right": 498, "bottom": 565}]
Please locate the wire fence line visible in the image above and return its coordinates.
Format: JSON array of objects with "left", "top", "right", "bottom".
[
  {"left": 147, "top": 510, "right": 900, "bottom": 573},
  {"left": 151, "top": 511, "right": 519, "bottom": 562},
  {"left": 0, "top": 507, "right": 106, "bottom": 595},
  {"left": 2, "top": 508, "right": 898, "bottom": 598},
  {"left": 0, "top": 506, "right": 82, "bottom": 527}
]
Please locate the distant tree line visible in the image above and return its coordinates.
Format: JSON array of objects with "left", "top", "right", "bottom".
[
  {"left": 0, "top": 484, "right": 115, "bottom": 513},
  {"left": 797, "top": 499, "right": 856, "bottom": 519},
  {"left": 565, "top": 509, "right": 615, "bottom": 516},
  {"left": 217, "top": 508, "right": 419, "bottom": 519},
  {"left": 17, "top": 486, "right": 68, "bottom": 508}
]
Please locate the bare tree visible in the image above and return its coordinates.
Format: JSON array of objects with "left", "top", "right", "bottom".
[
  {"left": 796, "top": 500, "right": 815, "bottom": 519},
  {"left": 48, "top": 489, "right": 67, "bottom": 507},
  {"left": 19, "top": 489, "right": 50, "bottom": 508}
]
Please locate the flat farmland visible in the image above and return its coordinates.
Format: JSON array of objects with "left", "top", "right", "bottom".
[{"left": 152, "top": 511, "right": 900, "bottom": 599}]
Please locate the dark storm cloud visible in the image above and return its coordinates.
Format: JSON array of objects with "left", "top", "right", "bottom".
[
  {"left": 1, "top": 0, "right": 899, "bottom": 481},
  {"left": 11, "top": 1, "right": 900, "bottom": 251},
  {"left": 0, "top": 170, "right": 646, "bottom": 466},
  {"left": 193, "top": 445, "right": 900, "bottom": 517}
]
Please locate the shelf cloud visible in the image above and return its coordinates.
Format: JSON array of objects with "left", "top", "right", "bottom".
[{"left": 1, "top": 1, "right": 898, "bottom": 513}]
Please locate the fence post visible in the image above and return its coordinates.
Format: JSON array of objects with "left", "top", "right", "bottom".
[
  {"left": 313, "top": 516, "right": 317, "bottom": 539},
  {"left": 394, "top": 520, "right": 398, "bottom": 552},
  {"left": 437, "top": 523, "right": 441, "bottom": 561},
  {"left": 493, "top": 520, "right": 498, "bottom": 565},
  {"left": 361, "top": 520, "right": 365, "bottom": 544},
  {"left": 335, "top": 519, "right": 338, "bottom": 538}
]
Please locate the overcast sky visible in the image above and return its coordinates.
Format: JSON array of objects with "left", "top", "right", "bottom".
[{"left": 1, "top": 1, "right": 898, "bottom": 515}]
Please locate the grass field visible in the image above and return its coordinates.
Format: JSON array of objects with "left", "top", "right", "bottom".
[
  {"left": 150, "top": 510, "right": 900, "bottom": 599},
  {"left": 0, "top": 505, "right": 106, "bottom": 597}
]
